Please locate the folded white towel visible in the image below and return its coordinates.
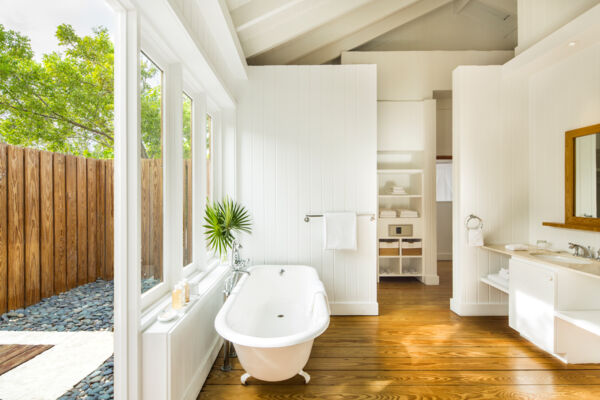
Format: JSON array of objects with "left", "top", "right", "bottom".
[
  {"left": 468, "top": 228, "right": 484, "bottom": 247},
  {"left": 379, "top": 209, "right": 397, "bottom": 218},
  {"left": 498, "top": 268, "right": 510, "bottom": 280},
  {"left": 324, "top": 212, "right": 357, "bottom": 250},
  {"left": 505, "top": 243, "right": 528, "bottom": 251},
  {"left": 488, "top": 273, "right": 509, "bottom": 287}
]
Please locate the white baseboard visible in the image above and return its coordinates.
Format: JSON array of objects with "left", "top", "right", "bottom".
[
  {"left": 183, "top": 335, "right": 223, "bottom": 400},
  {"left": 450, "top": 298, "right": 508, "bottom": 316},
  {"left": 330, "top": 302, "right": 379, "bottom": 316},
  {"left": 419, "top": 274, "right": 440, "bottom": 285}
]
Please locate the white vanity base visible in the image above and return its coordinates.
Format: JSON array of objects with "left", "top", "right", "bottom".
[{"left": 555, "top": 312, "right": 600, "bottom": 363}]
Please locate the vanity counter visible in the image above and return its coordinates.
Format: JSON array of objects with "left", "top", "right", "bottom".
[{"left": 482, "top": 244, "right": 600, "bottom": 279}]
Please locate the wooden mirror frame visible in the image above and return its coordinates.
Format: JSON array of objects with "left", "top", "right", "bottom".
[{"left": 543, "top": 123, "right": 600, "bottom": 232}]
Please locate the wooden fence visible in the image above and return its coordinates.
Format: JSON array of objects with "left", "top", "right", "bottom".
[
  {"left": 0, "top": 143, "right": 115, "bottom": 314},
  {"left": 0, "top": 143, "right": 187, "bottom": 314}
]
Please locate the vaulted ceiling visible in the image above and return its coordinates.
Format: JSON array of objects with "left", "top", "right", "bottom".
[{"left": 224, "top": 0, "right": 517, "bottom": 65}]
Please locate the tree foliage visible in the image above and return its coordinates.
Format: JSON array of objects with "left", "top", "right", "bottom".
[{"left": 0, "top": 23, "right": 161, "bottom": 159}]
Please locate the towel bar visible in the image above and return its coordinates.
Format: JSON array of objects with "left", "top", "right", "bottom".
[{"left": 304, "top": 213, "right": 375, "bottom": 223}]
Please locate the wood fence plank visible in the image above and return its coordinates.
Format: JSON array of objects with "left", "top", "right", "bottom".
[
  {"left": 53, "top": 154, "right": 67, "bottom": 294},
  {"left": 39, "top": 151, "right": 54, "bottom": 299},
  {"left": 150, "top": 159, "right": 163, "bottom": 280},
  {"left": 24, "top": 148, "right": 40, "bottom": 306},
  {"left": 105, "top": 161, "right": 114, "bottom": 280},
  {"left": 65, "top": 155, "right": 78, "bottom": 289},
  {"left": 7, "top": 146, "right": 25, "bottom": 311},
  {"left": 141, "top": 159, "right": 150, "bottom": 270},
  {"left": 87, "top": 159, "right": 97, "bottom": 283},
  {"left": 76, "top": 157, "right": 88, "bottom": 285},
  {"left": 0, "top": 144, "right": 7, "bottom": 313},
  {"left": 97, "top": 161, "right": 105, "bottom": 280}
]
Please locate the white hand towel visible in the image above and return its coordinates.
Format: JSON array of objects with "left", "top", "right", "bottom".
[
  {"left": 468, "top": 228, "right": 484, "bottom": 247},
  {"left": 324, "top": 212, "right": 357, "bottom": 250}
]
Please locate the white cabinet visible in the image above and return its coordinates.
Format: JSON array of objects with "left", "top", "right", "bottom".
[{"left": 509, "top": 258, "right": 556, "bottom": 353}]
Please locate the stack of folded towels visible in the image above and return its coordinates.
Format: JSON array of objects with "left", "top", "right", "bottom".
[
  {"left": 379, "top": 209, "right": 397, "bottom": 218},
  {"left": 398, "top": 209, "right": 419, "bottom": 218},
  {"left": 388, "top": 186, "right": 407, "bottom": 195},
  {"left": 487, "top": 268, "right": 510, "bottom": 286}
]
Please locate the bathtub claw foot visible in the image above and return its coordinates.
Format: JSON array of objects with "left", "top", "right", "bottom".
[
  {"left": 241, "top": 373, "right": 251, "bottom": 385},
  {"left": 299, "top": 370, "right": 310, "bottom": 384}
]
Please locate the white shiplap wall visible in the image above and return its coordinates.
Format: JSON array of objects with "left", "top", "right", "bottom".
[
  {"left": 236, "top": 65, "right": 378, "bottom": 315},
  {"left": 451, "top": 66, "right": 529, "bottom": 315},
  {"left": 529, "top": 43, "right": 600, "bottom": 249}
]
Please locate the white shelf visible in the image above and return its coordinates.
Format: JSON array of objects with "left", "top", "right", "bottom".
[
  {"left": 402, "top": 255, "right": 422, "bottom": 258},
  {"left": 377, "top": 169, "right": 423, "bottom": 174},
  {"left": 378, "top": 255, "right": 401, "bottom": 258},
  {"left": 378, "top": 194, "right": 422, "bottom": 198},
  {"left": 480, "top": 275, "right": 509, "bottom": 294},
  {"left": 379, "top": 273, "right": 423, "bottom": 277},
  {"left": 555, "top": 310, "right": 600, "bottom": 337}
]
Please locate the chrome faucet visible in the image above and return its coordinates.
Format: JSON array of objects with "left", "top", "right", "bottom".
[
  {"left": 230, "top": 240, "right": 251, "bottom": 277},
  {"left": 568, "top": 242, "right": 593, "bottom": 258}
]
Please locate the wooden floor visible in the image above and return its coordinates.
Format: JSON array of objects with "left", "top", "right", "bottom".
[
  {"left": 0, "top": 344, "right": 53, "bottom": 376},
  {"left": 199, "top": 262, "right": 600, "bottom": 399}
]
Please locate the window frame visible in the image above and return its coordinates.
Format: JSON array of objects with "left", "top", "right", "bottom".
[{"left": 138, "top": 43, "right": 169, "bottom": 310}]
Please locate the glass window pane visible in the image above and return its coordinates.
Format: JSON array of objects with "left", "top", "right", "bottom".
[
  {"left": 206, "top": 114, "right": 212, "bottom": 202},
  {"left": 183, "top": 93, "right": 192, "bottom": 267},
  {"left": 140, "top": 52, "right": 163, "bottom": 293}
]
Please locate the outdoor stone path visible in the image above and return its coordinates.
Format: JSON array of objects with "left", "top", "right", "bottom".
[
  {"left": 0, "top": 280, "right": 114, "bottom": 332},
  {"left": 57, "top": 356, "right": 114, "bottom": 400},
  {"left": 0, "top": 277, "right": 160, "bottom": 399}
]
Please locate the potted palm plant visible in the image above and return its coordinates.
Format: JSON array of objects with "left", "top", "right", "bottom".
[{"left": 203, "top": 197, "right": 252, "bottom": 261}]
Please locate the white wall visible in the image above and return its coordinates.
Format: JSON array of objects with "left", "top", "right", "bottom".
[
  {"left": 517, "top": 0, "right": 600, "bottom": 54},
  {"left": 528, "top": 42, "right": 600, "bottom": 249},
  {"left": 236, "top": 65, "right": 378, "bottom": 315},
  {"left": 451, "top": 67, "right": 529, "bottom": 315},
  {"left": 342, "top": 51, "right": 514, "bottom": 100}
]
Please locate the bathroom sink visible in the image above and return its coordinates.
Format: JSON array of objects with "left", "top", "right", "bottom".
[{"left": 529, "top": 253, "right": 593, "bottom": 265}]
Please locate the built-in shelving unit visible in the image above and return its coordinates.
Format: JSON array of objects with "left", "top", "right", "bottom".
[{"left": 377, "top": 150, "right": 425, "bottom": 279}]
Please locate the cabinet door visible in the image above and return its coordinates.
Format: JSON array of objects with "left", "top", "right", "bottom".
[{"left": 509, "top": 259, "right": 556, "bottom": 352}]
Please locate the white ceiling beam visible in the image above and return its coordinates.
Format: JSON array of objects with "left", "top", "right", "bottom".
[
  {"left": 238, "top": 0, "right": 375, "bottom": 58},
  {"left": 294, "top": 0, "right": 453, "bottom": 64},
  {"left": 251, "top": 0, "right": 452, "bottom": 65},
  {"left": 476, "top": 0, "right": 517, "bottom": 16},
  {"left": 453, "top": 0, "right": 471, "bottom": 13},
  {"left": 247, "top": 0, "right": 421, "bottom": 64},
  {"left": 230, "top": 0, "right": 301, "bottom": 30}
]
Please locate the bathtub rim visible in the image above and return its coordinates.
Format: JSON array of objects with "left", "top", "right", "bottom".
[{"left": 214, "top": 265, "right": 330, "bottom": 349}]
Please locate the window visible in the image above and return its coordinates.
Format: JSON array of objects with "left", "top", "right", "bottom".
[
  {"left": 140, "top": 52, "right": 163, "bottom": 293},
  {"left": 182, "top": 93, "right": 192, "bottom": 267},
  {"left": 206, "top": 114, "right": 213, "bottom": 202}
]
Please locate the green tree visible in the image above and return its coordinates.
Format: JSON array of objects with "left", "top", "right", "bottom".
[{"left": 0, "top": 23, "right": 162, "bottom": 159}]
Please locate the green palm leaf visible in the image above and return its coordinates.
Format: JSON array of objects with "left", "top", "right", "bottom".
[{"left": 204, "top": 197, "right": 252, "bottom": 258}]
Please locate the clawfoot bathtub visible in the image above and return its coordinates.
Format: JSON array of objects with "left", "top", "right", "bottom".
[{"left": 215, "top": 265, "right": 330, "bottom": 384}]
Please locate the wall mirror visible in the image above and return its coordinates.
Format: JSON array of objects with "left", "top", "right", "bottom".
[{"left": 545, "top": 123, "right": 600, "bottom": 231}]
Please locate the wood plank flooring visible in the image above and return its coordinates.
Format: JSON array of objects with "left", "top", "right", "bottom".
[
  {"left": 199, "top": 262, "right": 600, "bottom": 399},
  {"left": 0, "top": 344, "right": 53, "bottom": 375}
]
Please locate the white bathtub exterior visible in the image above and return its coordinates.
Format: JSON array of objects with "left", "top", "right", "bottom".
[{"left": 214, "top": 265, "right": 330, "bottom": 382}]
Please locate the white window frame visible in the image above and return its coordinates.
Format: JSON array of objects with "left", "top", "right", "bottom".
[{"left": 139, "top": 30, "right": 181, "bottom": 310}]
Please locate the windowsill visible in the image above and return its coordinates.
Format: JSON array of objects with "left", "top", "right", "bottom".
[{"left": 140, "top": 259, "right": 227, "bottom": 331}]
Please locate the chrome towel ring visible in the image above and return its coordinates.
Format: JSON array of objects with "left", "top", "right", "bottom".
[{"left": 465, "top": 214, "right": 483, "bottom": 230}]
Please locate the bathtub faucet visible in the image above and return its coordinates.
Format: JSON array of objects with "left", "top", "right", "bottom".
[{"left": 230, "top": 240, "right": 251, "bottom": 277}]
